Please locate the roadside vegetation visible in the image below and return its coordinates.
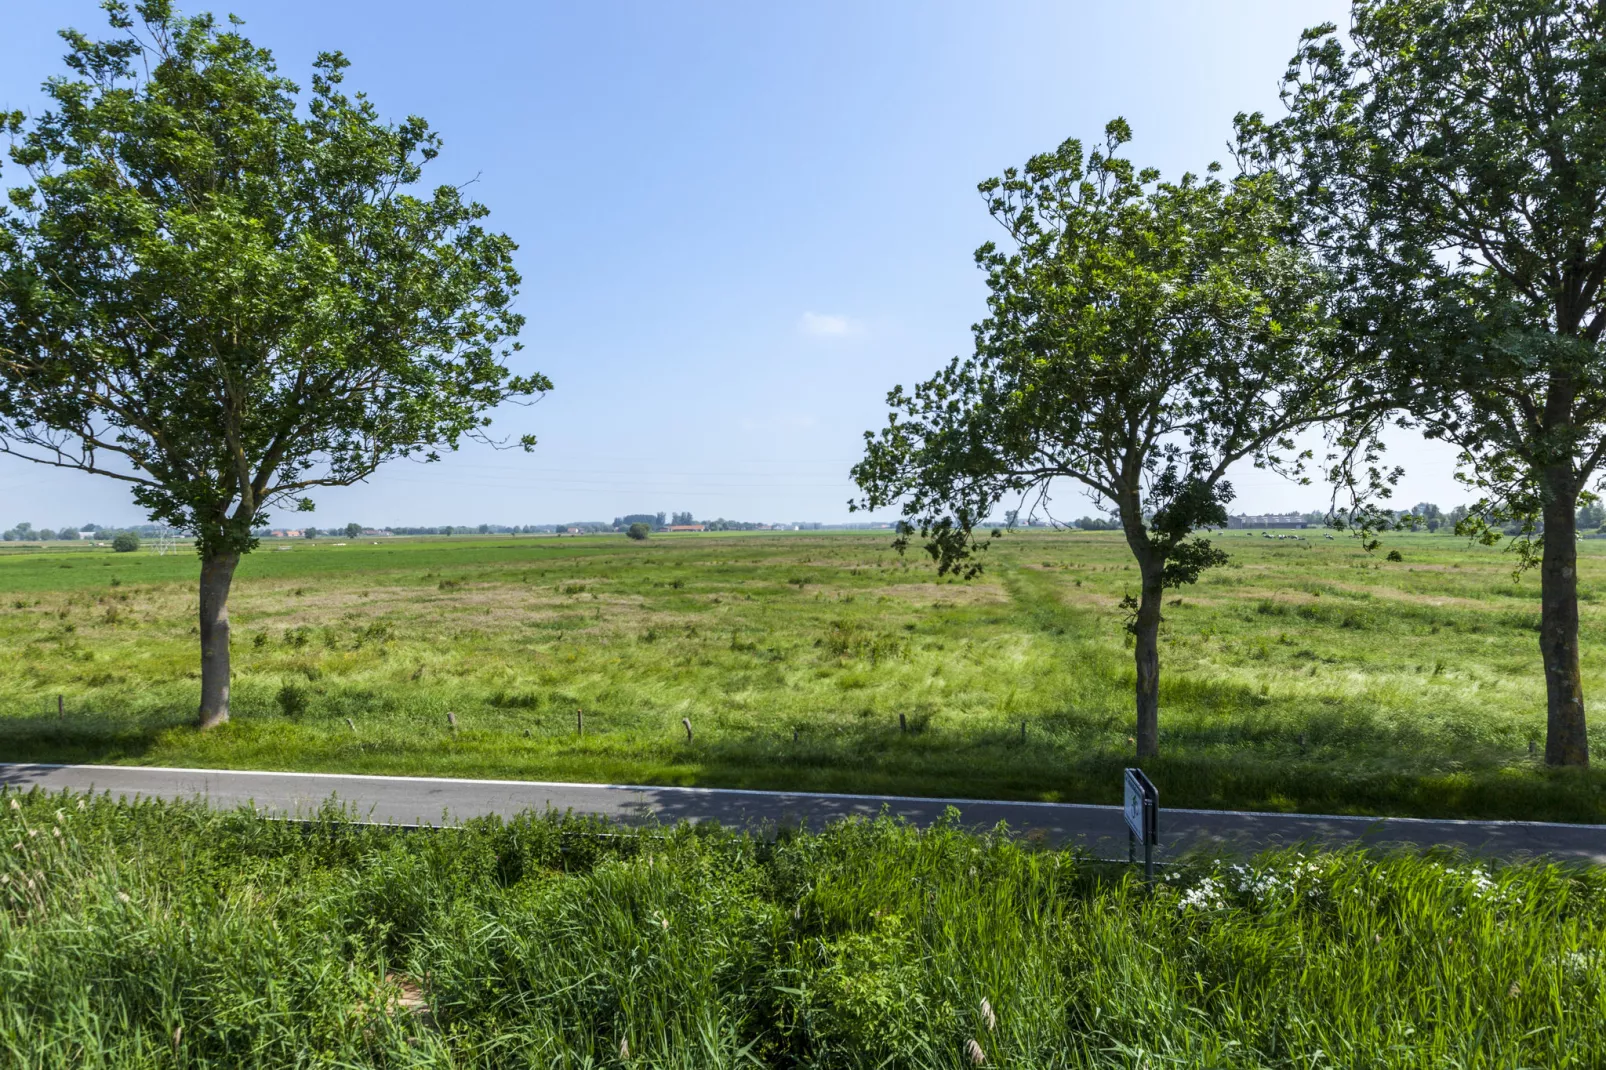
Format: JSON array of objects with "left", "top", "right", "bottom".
[
  {"left": 3, "top": 789, "right": 1602, "bottom": 1067},
  {"left": 2, "top": 531, "right": 1604, "bottom": 820}
]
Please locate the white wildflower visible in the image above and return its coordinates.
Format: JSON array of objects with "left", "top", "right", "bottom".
[{"left": 1178, "top": 877, "right": 1227, "bottom": 911}]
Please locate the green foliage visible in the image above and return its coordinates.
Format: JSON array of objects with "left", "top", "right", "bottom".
[
  {"left": 344, "top": 523, "right": 363, "bottom": 539},
  {"left": 109, "top": 532, "right": 139, "bottom": 553},
  {"left": 1244, "top": 1, "right": 1606, "bottom": 540},
  {"left": 3, "top": 791, "right": 1605, "bottom": 1067},
  {"left": 854, "top": 120, "right": 1342, "bottom": 582},
  {"left": 627, "top": 522, "right": 651, "bottom": 541},
  {"left": 0, "top": 3, "right": 549, "bottom": 557}
]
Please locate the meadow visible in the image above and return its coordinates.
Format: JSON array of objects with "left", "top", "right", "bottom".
[
  {"left": 2, "top": 528, "right": 1605, "bottom": 820},
  {"left": 3, "top": 789, "right": 1604, "bottom": 1068}
]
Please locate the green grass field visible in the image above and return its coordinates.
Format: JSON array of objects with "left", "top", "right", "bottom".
[
  {"left": 4, "top": 790, "right": 1604, "bottom": 1067},
  {"left": 2, "top": 529, "right": 1605, "bottom": 820}
]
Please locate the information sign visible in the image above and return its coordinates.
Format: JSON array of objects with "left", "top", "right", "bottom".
[{"left": 1123, "top": 768, "right": 1159, "bottom": 882}]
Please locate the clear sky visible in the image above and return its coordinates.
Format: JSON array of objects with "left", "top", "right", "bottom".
[{"left": 1, "top": 0, "right": 1464, "bottom": 529}]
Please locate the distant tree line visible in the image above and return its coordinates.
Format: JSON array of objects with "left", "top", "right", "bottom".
[
  {"left": 702, "top": 519, "right": 771, "bottom": 531},
  {"left": 2, "top": 522, "right": 167, "bottom": 542},
  {"left": 606, "top": 513, "right": 783, "bottom": 531},
  {"left": 382, "top": 524, "right": 556, "bottom": 536}
]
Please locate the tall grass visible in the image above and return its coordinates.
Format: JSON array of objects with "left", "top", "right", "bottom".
[{"left": 2, "top": 789, "right": 1604, "bottom": 1067}]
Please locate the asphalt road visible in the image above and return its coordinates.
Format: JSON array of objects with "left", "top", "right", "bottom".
[{"left": 4, "top": 762, "right": 1604, "bottom": 862}]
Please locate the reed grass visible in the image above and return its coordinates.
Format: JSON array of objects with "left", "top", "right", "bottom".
[{"left": 2, "top": 788, "right": 1604, "bottom": 1067}]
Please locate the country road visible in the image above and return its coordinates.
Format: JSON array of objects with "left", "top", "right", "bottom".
[{"left": 4, "top": 762, "right": 1604, "bottom": 862}]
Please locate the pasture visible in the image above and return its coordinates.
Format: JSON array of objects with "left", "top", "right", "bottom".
[{"left": 2, "top": 529, "right": 1604, "bottom": 820}]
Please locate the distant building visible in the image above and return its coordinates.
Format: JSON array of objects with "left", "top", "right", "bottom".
[
  {"left": 1227, "top": 513, "right": 1308, "bottom": 530},
  {"left": 665, "top": 524, "right": 705, "bottom": 532}
]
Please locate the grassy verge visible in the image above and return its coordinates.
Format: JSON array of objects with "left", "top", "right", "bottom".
[
  {"left": 2, "top": 789, "right": 1604, "bottom": 1067},
  {"left": 2, "top": 530, "right": 1605, "bottom": 819}
]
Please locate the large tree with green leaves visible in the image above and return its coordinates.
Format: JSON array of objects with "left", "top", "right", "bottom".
[
  {"left": 0, "top": 2, "right": 548, "bottom": 728},
  {"left": 853, "top": 121, "right": 1347, "bottom": 758},
  {"left": 1241, "top": 0, "right": 1606, "bottom": 766}
]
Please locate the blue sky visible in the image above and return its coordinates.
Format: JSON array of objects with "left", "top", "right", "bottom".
[{"left": 1, "top": 0, "right": 1462, "bottom": 528}]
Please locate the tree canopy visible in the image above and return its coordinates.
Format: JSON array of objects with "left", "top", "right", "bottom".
[
  {"left": 1240, "top": 0, "right": 1606, "bottom": 765},
  {"left": 0, "top": 2, "right": 548, "bottom": 726},
  {"left": 854, "top": 121, "right": 1348, "bottom": 757}
]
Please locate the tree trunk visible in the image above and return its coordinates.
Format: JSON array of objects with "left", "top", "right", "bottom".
[
  {"left": 1540, "top": 466, "right": 1588, "bottom": 766},
  {"left": 1133, "top": 561, "right": 1164, "bottom": 759},
  {"left": 197, "top": 551, "right": 240, "bottom": 729}
]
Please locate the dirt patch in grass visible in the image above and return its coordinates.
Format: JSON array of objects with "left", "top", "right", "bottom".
[{"left": 867, "top": 582, "right": 1008, "bottom": 605}]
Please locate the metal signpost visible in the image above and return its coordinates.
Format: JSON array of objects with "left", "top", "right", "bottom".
[{"left": 1123, "top": 767, "right": 1159, "bottom": 883}]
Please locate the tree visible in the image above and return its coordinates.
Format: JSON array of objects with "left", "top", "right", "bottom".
[
  {"left": 1409, "top": 502, "right": 1444, "bottom": 532},
  {"left": 670, "top": 511, "right": 694, "bottom": 526},
  {"left": 111, "top": 531, "right": 140, "bottom": 553},
  {"left": 853, "top": 121, "right": 1347, "bottom": 758},
  {"left": 627, "top": 522, "right": 651, "bottom": 541},
  {"left": 655, "top": 512, "right": 667, "bottom": 528},
  {"left": 0, "top": 4, "right": 548, "bottom": 729},
  {"left": 343, "top": 522, "right": 362, "bottom": 539},
  {"left": 1245, "top": 1, "right": 1606, "bottom": 765},
  {"left": 303, "top": 527, "right": 318, "bottom": 540}
]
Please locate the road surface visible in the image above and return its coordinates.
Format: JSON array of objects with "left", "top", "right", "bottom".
[{"left": 3, "top": 762, "right": 1603, "bottom": 862}]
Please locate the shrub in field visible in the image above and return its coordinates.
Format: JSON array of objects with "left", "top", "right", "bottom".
[
  {"left": 275, "top": 682, "right": 309, "bottom": 720},
  {"left": 109, "top": 532, "right": 139, "bottom": 553},
  {"left": 628, "top": 522, "right": 651, "bottom": 541},
  {"left": 3, "top": 790, "right": 1606, "bottom": 1067}
]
